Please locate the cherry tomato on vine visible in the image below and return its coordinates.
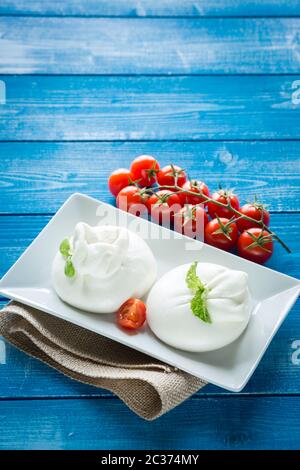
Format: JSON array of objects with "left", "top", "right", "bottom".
[
  {"left": 147, "top": 190, "right": 181, "bottom": 224},
  {"left": 157, "top": 164, "right": 187, "bottom": 188},
  {"left": 207, "top": 189, "right": 240, "bottom": 219},
  {"left": 174, "top": 205, "right": 209, "bottom": 240},
  {"left": 204, "top": 217, "right": 238, "bottom": 251},
  {"left": 130, "top": 155, "right": 160, "bottom": 187},
  {"left": 237, "top": 228, "right": 273, "bottom": 264},
  {"left": 180, "top": 180, "right": 210, "bottom": 205},
  {"left": 116, "top": 298, "right": 146, "bottom": 330},
  {"left": 108, "top": 168, "right": 132, "bottom": 197},
  {"left": 236, "top": 203, "right": 270, "bottom": 232},
  {"left": 116, "top": 185, "right": 148, "bottom": 215}
]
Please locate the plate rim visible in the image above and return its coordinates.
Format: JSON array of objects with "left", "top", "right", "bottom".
[{"left": 1, "top": 192, "right": 299, "bottom": 392}]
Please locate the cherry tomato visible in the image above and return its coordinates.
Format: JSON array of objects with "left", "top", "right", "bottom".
[
  {"left": 116, "top": 185, "right": 148, "bottom": 215},
  {"left": 157, "top": 164, "right": 187, "bottom": 188},
  {"left": 174, "top": 205, "right": 208, "bottom": 240},
  {"left": 180, "top": 180, "right": 210, "bottom": 205},
  {"left": 204, "top": 217, "right": 238, "bottom": 251},
  {"left": 116, "top": 298, "right": 146, "bottom": 330},
  {"left": 147, "top": 190, "right": 181, "bottom": 224},
  {"left": 237, "top": 203, "right": 270, "bottom": 232},
  {"left": 237, "top": 228, "right": 273, "bottom": 264},
  {"left": 108, "top": 168, "right": 132, "bottom": 197},
  {"left": 130, "top": 155, "right": 160, "bottom": 187},
  {"left": 207, "top": 189, "right": 240, "bottom": 219}
]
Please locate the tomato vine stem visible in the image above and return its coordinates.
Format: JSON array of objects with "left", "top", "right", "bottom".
[{"left": 156, "top": 184, "right": 291, "bottom": 254}]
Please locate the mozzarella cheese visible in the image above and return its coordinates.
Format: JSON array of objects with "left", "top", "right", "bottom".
[
  {"left": 52, "top": 222, "right": 157, "bottom": 313},
  {"left": 147, "top": 262, "right": 250, "bottom": 352}
]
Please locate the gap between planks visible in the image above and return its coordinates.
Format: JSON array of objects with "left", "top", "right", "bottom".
[{"left": 0, "top": 393, "right": 300, "bottom": 401}]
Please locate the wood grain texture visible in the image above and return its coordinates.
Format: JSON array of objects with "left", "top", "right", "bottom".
[
  {"left": 1, "top": 0, "right": 300, "bottom": 17},
  {"left": 1, "top": 76, "right": 300, "bottom": 140},
  {"left": 1, "top": 18, "right": 300, "bottom": 74},
  {"left": 1, "top": 396, "right": 300, "bottom": 449},
  {"left": 0, "top": 4, "right": 299, "bottom": 449},
  {"left": 1, "top": 141, "right": 300, "bottom": 213}
]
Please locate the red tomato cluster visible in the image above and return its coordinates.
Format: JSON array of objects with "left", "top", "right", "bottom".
[{"left": 108, "top": 155, "right": 273, "bottom": 265}]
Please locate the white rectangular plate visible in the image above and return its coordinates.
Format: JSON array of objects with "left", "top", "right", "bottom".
[{"left": 0, "top": 193, "right": 299, "bottom": 391}]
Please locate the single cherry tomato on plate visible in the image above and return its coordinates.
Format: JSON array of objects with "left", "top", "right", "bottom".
[
  {"left": 237, "top": 228, "right": 273, "bottom": 264},
  {"left": 130, "top": 155, "right": 160, "bottom": 187},
  {"left": 180, "top": 180, "right": 210, "bottom": 206},
  {"left": 174, "top": 205, "right": 209, "bottom": 240},
  {"left": 237, "top": 203, "right": 270, "bottom": 232},
  {"left": 204, "top": 217, "right": 238, "bottom": 251},
  {"left": 116, "top": 185, "right": 148, "bottom": 215},
  {"left": 147, "top": 190, "right": 181, "bottom": 225},
  {"left": 207, "top": 189, "right": 240, "bottom": 219},
  {"left": 116, "top": 298, "right": 146, "bottom": 330},
  {"left": 157, "top": 164, "right": 187, "bottom": 188}
]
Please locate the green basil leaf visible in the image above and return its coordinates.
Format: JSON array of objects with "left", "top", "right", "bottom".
[
  {"left": 186, "top": 261, "right": 212, "bottom": 324},
  {"left": 64, "top": 258, "right": 75, "bottom": 278},
  {"left": 59, "top": 238, "right": 71, "bottom": 259}
]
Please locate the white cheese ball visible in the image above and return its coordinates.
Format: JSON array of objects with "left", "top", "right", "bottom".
[
  {"left": 52, "top": 223, "right": 157, "bottom": 313},
  {"left": 147, "top": 262, "right": 250, "bottom": 352}
]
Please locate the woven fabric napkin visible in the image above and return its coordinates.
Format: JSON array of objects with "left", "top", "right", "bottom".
[{"left": 0, "top": 301, "right": 206, "bottom": 420}]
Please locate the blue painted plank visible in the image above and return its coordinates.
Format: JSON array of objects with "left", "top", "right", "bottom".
[
  {"left": 1, "top": 141, "right": 300, "bottom": 213},
  {"left": 1, "top": 1, "right": 300, "bottom": 17},
  {"left": 0, "top": 396, "right": 300, "bottom": 449},
  {"left": 1, "top": 76, "right": 300, "bottom": 140},
  {"left": 0, "top": 18, "right": 300, "bottom": 74}
]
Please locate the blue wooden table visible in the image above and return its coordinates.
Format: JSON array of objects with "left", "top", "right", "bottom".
[{"left": 0, "top": 0, "right": 300, "bottom": 450}]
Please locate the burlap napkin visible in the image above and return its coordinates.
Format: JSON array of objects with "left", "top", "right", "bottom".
[{"left": 0, "top": 301, "right": 206, "bottom": 420}]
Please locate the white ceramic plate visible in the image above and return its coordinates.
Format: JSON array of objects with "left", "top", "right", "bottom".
[{"left": 0, "top": 193, "right": 299, "bottom": 391}]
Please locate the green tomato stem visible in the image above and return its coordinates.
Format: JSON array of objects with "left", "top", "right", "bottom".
[{"left": 157, "top": 184, "right": 291, "bottom": 254}]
